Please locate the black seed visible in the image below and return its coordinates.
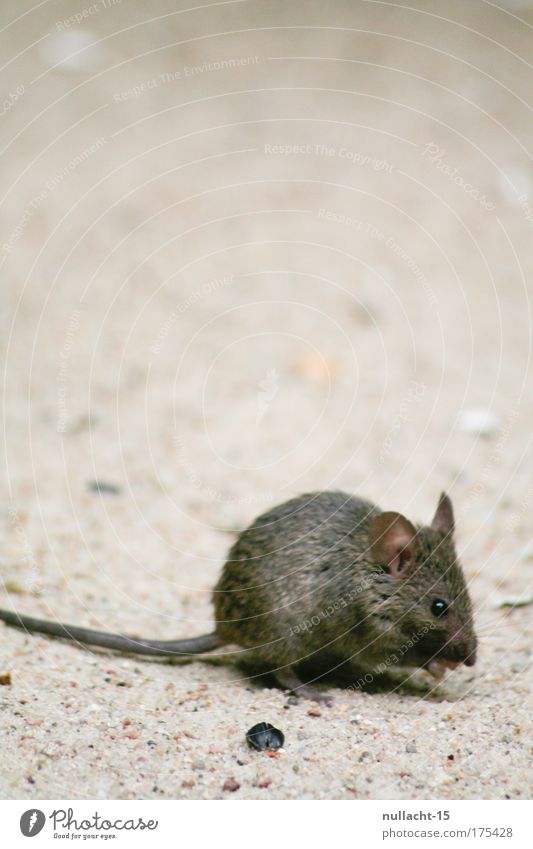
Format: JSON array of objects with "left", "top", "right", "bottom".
[{"left": 246, "top": 722, "right": 284, "bottom": 751}]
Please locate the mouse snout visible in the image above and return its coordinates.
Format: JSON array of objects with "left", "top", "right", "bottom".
[
  {"left": 451, "top": 628, "right": 477, "bottom": 666},
  {"left": 464, "top": 637, "right": 477, "bottom": 666}
]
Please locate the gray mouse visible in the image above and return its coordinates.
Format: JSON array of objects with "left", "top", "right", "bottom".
[{"left": 0, "top": 491, "right": 477, "bottom": 701}]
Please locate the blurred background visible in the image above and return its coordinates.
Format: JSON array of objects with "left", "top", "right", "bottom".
[{"left": 0, "top": 0, "right": 532, "bottom": 800}]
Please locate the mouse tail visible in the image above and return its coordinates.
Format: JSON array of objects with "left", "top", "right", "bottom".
[{"left": 0, "top": 607, "right": 222, "bottom": 657}]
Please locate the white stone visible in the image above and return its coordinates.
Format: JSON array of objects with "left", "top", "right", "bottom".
[
  {"left": 40, "top": 30, "right": 103, "bottom": 72},
  {"left": 456, "top": 409, "right": 499, "bottom": 436}
]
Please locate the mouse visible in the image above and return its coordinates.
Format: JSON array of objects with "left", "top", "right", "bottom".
[{"left": 0, "top": 491, "right": 477, "bottom": 701}]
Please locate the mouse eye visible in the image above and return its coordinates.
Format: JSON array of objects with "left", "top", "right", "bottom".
[{"left": 431, "top": 598, "right": 449, "bottom": 618}]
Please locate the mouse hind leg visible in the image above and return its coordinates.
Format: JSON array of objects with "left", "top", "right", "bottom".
[{"left": 273, "top": 665, "right": 331, "bottom": 704}]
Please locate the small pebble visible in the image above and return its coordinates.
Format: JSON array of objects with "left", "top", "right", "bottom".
[
  {"left": 456, "top": 409, "right": 499, "bottom": 437},
  {"left": 40, "top": 29, "right": 104, "bottom": 72},
  {"left": 286, "top": 696, "right": 299, "bottom": 706},
  {"left": 0, "top": 673, "right": 12, "bottom": 686},
  {"left": 222, "top": 777, "right": 240, "bottom": 793},
  {"left": 406, "top": 743, "right": 417, "bottom": 753},
  {"left": 291, "top": 353, "right": 339, "bottom": 383},
  {"left": 192, "top": 760, "right": 206, "bottom": 770},
  {"left": 3, "top": 581, "right": 26, "bottom": 595},
  {"left": 87, "top": 480, "right": 121, "bottom": 495}
]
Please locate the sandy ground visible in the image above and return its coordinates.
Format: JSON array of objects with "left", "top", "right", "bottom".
[{"left": 1, "top": 0, "right": 532, "bottom": 800}]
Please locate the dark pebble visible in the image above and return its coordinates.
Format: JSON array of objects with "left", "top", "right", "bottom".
[{"left": 87, "top": 480, "right": 121, "bottom": 495}]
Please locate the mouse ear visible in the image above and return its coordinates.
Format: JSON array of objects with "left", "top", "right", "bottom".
[
  {"left": 370, "top": 512, "right": 418, "bottom": 579},
  {"left": 431, "top": 492, "right": 454, "bottom": 536}
]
